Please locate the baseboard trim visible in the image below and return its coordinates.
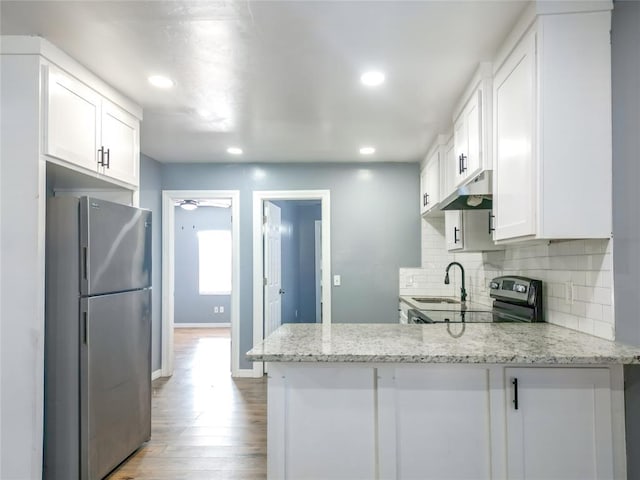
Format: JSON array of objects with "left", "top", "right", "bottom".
[
  {"left": 174, "top": 322, "right": 231, "bottom": 328},
  {"left": 151, "top": 369, "right": 162, "bottom": 381},
  {"left": 233, "top": 368, "right": 262, "bottom": 378}
]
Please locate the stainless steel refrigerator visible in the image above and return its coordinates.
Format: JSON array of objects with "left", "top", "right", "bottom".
[{"left": 44, "top": 196, "right": 152, "bottom": 480}]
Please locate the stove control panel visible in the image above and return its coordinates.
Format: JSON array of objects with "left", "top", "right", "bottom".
[{"left": 489, "top": 276, "right": 540, "bottom": 306}]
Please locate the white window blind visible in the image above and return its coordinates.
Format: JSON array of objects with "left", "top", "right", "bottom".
[{"left": 197, "top": 230, "right": 232, "bottom": 295}]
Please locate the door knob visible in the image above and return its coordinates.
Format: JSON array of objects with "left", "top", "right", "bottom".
[{"left": 279, "top": 288, "right": 285, "bottom": 295}]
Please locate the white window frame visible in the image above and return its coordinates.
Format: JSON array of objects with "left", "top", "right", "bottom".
[{"left": 197, "top": 229, "right": 232, "bottom": 295}]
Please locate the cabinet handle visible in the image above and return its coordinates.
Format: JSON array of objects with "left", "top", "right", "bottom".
[
  {"left": 97, "top": 146, "right": 105, "bottom": 166},
  {"left": 454, "top": 226, "right": 459, "bottom": 244},
  {"left": 104, "top": 148, "right": 110, "bottom": 169},
  {"left": 512, "top": 378, "right": 519, "bottom": 410},
  {"left": 460, "top": 153, "right": 467, "bottom": 173},
  {"left": 425, "top": 193, "right": 429, "bottom": 206},
  {"left": 488, "top": 212, "right": 495, "bottom": 234}
]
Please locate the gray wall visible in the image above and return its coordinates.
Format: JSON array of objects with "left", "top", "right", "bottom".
[
  {"left": 174, "top": 206, "right": 232, "bottom": 324},
  {"left": 298, "top": 203, "right": 322, "bottom": 322},
  {"left": 613, "top": 0, "right": 640, "bottom": 347},
  {"left": 274, "top": 200, "right": 322, "bottom": 324},
  {"left": 139, "top": 154, "right": 163, "bottom": 372},
  {"left": 611, "top": 0, "right": 640, "bottom": 475},
  {"left": 161, "top": 162, "right": 421, "bottom": 369}
]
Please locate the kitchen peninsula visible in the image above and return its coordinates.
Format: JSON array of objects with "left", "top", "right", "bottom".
[{"left": 247, "top": 323, "right": 640, "bottom": 479}]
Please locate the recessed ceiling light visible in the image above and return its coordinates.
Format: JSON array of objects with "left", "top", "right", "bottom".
[
  {"left": 360, "top": 71, "right": 385, "bottom": 87},
  {"left": 359, "top": 146, "right": 376, "bottom": 155},
  {"left": 227, "top": 147, "right": 243, "bottom": 155},
  {"left": 148, "top": 75, "right": 174, "bottom": 89}
]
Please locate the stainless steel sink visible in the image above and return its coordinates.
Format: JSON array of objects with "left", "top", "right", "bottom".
[{"left": 411, "top": 297, "right": 460, "bottom": 304}]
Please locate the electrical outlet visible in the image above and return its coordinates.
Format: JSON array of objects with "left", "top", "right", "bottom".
[
  {"left": 219, "top": 306, "right": 224, "bottom": 313},
  {"left": 564, "top": 281, "right": 575, "bottom": 305},
  {"left": 214, "top": 306, "right": 219, "bottom": 313},
  {"left": 333, "top": 275, "right": 341, "bottom": 286},
  {"left": 405, "top": 275, "right": 414, "bottom": 287}
]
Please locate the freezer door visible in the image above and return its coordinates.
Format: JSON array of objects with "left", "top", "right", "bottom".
[
  {"left": 80, "top": 197, "right": 151, "bottom": 296},
  {"left": 80, "top": 290, "right": 151, "bottom": 480}
]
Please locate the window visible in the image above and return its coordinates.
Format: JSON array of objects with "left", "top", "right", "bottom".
[{"left": 197, "top": 230, "right": 232, "bottom": 295}]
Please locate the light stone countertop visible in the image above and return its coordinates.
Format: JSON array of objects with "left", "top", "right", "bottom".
[{"left": 246, "top": 323, "right": 640, "bottom": 365}]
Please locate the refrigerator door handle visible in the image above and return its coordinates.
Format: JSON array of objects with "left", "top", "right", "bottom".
[
  {"left": 82, "top": 247, "right": 88, "bottom": 280},
  {"left": 83, "top": 311, "right": 88, "bottom": 345}
]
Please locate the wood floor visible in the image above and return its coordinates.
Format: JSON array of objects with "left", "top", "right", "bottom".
[{"left": 107, "top": 328, "right": 267, "bottom": 480}]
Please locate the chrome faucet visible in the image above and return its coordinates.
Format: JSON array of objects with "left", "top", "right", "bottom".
[{"left": 444, "top": 262, "right": 467, "bottom": 303}]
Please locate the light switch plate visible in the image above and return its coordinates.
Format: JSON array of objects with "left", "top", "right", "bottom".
[{"left": 333, "top": 275, "right": 341, "bottom": 286}]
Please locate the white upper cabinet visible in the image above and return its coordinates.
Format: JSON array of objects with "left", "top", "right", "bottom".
[
  {"left": 100, "top": 99, "right": 140, "bottom": 185},
  {"left": 43, "top": 64, "right": 141, "bottom": 187},
  {"left": 420, "top": 149, "right": 440, "bottom": 216},
  {"left": 492, "top": 6, "right": 612, "bottom": 242},
  {"left": 44, "top": 65, "right": 101, "bottom": 172},
  {"left": 452, "top": 64, "right": 493, "bottom": 188},
  {"left": 454, "top": 90, "right": 483, "bottom": 186},
  {"left": 446, "top": 209, "right": 503, "bottom": 253}
]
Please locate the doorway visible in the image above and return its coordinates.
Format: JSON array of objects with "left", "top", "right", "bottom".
[
  {"left": 252, "top": 190, "right": 331, "bottom": 377},
  {"left": 161, "top": 190, "right": 241, "bottom": 378}
]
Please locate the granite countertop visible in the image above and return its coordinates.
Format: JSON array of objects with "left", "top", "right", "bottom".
[{"left": 246, "top": 323, "right": 640, "bottom": 365}]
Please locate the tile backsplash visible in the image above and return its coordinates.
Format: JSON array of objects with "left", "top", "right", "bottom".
[{"left": 400, "top": 216, "right": 614, "bottom": 340}]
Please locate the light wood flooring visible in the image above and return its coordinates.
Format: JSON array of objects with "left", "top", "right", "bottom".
[{"left": 107, "top": 328, "right": 267, "bottom": 480}]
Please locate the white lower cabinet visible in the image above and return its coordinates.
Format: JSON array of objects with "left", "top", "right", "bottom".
[
  {"left": 505, "top": 367, "right": 616, "bottom": 480},
  {"left": 267, "top": 364, "right": 625, "bottom": 480},
  {"left": 268, "top": 365, "right": 376, "bottom": 480},
  {"left": 379, "top": 366, "right": 492, "bottom": 479}
]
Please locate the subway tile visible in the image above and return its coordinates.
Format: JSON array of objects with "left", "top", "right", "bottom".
[
  {"left": 578, "top": 317, "right": 595, "bottom": 336},
  {"left": 585, "top": 239, "right": 609, "bottom": 254},
  {"left": 585, "top": 303, "right": 603, "bottom": 321},
  {"left": 593, "top": 287, "right": 612, "bottom": 306},
  {"left": 549, "top": 240, "right": 585, "bottom": 256},
  {"left": 602, "top": 305, "right": 614, "bottom": 324},
  {"left": 571, "top": 301, "right": 587, "bottom": 318},
  {"left": 594, "top": 320, "right": 615, "bottom": 340}
]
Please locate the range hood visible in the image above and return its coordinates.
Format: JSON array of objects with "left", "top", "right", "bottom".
[{"left": 440, "top": 171, "right": 493, "bottom": 210}]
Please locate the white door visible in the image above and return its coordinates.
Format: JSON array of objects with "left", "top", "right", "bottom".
[
  {"left": 505, "top": 367, "right": 614, "bottom": 480},
  {"left": 314, "top": 220, "right": 322, "bottom": 323},
  {"left": 263, "top": 201, "right": 282, "bottom": 339},
  {"left": 493, "top": 30, "right": 537, "bottom": 241}
]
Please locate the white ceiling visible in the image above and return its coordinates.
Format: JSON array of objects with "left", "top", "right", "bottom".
[{"left": 0, "top": 1, "right": 528, "bottom": 164}]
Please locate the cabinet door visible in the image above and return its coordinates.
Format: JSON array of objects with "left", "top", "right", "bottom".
[
  {"left": 425, "top": 152, "right": 440, "bottom": 210},
  {"left": 445, "top": 210, "right": 463, "bottom": 251},
  {"left": 269, "top": 366, "right": 376, "bottom": 480},
  {"left": 493, "top": 31, "right": 536, "bottom": 241},
  {"left": 442, "top": 136, "right": 456, "bottom": 199},
  {"left": 419, "top": 166, "right": 429, "bottom": 215},
  {"left": 101, "top": 99, "right": 140, "bottom": 186},
  {"left": 390, "top": 366, "right": 493, "bottom": 479},
  {"left": 465, "top": 90, "right": 482, "bottom": 179},
  {"left": 453, "top": 114, "right": 467, "bottom": 187},
  {"left": 505, "top": 368, "right": 614, "bottom": 480},
  {"left": 44, "top": 65, "right": 101, "bottom": 171}
]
